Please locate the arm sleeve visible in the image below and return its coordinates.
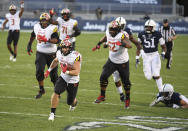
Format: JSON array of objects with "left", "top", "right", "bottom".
[{"left": 31, "top": 30, "right": 36, "bottom": 37}]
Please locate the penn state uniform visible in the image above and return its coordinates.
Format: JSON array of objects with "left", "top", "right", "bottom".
[
  {"left": 138, "top": 31, "right": 165, "bottom": 80},
  {"left": 6, "top": 11, "right": 20, "bottom": 45},
  {"left": 56, "top": 17, "right": 78, "bottom": 50},
  {"left": 32, "top": 23, "right": 58, "bottom": 85},
  {"left": 100, "top": 29, "right": 131, "bottom": 90},
  {"left": 157, "top": 92, "right": 188, "bottom": 107},
  {"left": 55, "top": 50, "right": 82, "bottom": 104},
  {"left": 112, "top": 27, "right": 132, "bottom": 82}
]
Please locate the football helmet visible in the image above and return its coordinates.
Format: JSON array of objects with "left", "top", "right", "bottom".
[
  {"left": 39, "top": 13, "right": 50, "bottom": 28},
  {"left": 162, "top": 83, "right": 174, "bottom": 100},
  {"left": 108, "top": 20, "right": 121, "bottom": 37},
  {"left": 59, "top": 38, "right": 72, "bottom": 56},
  {"left": 9, "top": 4, "right": 17, "bottom": 15},
  {"left": 115, "top": 17, "right": 126, "bottom": 30},
  {"left": 144, "top": 19, "right": 156, "bottom": 33},
  {"left": 61, "top": 8, "right": 71, "bottom": 21}
]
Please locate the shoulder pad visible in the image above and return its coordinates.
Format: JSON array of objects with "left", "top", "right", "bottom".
[{"left": 74, "top": 20, "right": 78, "bottom": 27}]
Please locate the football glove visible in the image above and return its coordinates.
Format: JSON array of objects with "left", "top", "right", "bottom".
[
  {"left": 60, "top": 63, "right": 68, "bottom": 73},
  {"left": 161, "top": 52, "right": 165, "bottom": 60},
  {"left": 44, "top": 70, "right": 50, "bottom": 78},
  {"left": 27, "top": 42, "right": 33, "bottom": 55},
  {"left": 92, "top": 45, "right": 100, "bottom": 51},
  {"left": 49, "top": 8, "right": 55, "bottom": 16}
]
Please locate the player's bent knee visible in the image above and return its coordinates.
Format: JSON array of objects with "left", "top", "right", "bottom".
[{"left": 100, "top": 80, "right": 108, "bottom": 88}]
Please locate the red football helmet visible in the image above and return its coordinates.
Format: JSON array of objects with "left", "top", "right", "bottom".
[{"left": 108, "top": 20, "right": 121, "bottom": 37}]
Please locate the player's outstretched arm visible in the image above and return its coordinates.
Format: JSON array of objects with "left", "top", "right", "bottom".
[
  {"left": 92, "top": 35, "right": 107, "bottom": 51},
  {"left": 45, "top": 58, "right": 59, "bottom": 78},
  {"left": 121, "top": 37, "right": 132, "bottom": 48},
  {"left": 19, "top": 0, "right": 24, "bottom": 18}
]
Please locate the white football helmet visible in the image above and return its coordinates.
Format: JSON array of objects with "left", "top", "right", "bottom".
[
  {"left": 115, "top": 17, "right": 126, "bottom": 30},
  {"left": 144, "top": 19, "right": 156, "bottom": 33},
  {"left": 162, "top": 83, "right": 174, "bottom": 100},
  {"left": 9, "top": 4, "right": 17, "bottom": 10}
]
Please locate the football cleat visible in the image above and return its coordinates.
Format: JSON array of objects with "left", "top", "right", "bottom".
[
  {"left": 35, "top": 89, "right": 45, "bottom": 99},
  {"left": 120, "top": 94, "right": 125, "bottom": 102},
  {"left": 12, "top": 58, "right": 16, "bottom": 62},
  {"left": 9, "top": 54, "right": 14, "bottom": 61},
  {"left": 48, "top": 113, "right": 55, "bottom": 121},
  {"left": 69, "top": 101, "right": 77, "bottom": 111},
  {"left": 125, "top": 99, "right": 130, "bottom": 109},
  {"left": 94, "top": 95, "right": 105, "bottom": 103}
]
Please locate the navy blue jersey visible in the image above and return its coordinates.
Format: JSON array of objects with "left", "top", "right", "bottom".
[
  {"left": 138, "top": 31, "right": 162, "bottom": 53},
  {"left": 158, "top": 92, "right": 181, "bottom": 107},
  {"left": 125, "top": 27, "right": 133, "bottom": 36}
]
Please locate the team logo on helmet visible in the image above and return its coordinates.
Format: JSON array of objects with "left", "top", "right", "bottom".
[
  {"left": 9, "top": 4, "right": 17, "bottom": 10},
  {"left": 40, "top": 13, "right": 50, "bottom": 21}
]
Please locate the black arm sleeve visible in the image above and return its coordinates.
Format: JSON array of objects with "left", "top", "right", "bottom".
[
  {"left": 72, "top": 26, "right": 81, "bottom": 37},
  {"left": 31, "top": 30, "right": 36, "bottom": 38}
]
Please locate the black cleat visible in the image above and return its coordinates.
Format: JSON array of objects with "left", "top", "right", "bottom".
[{"left": 35, "top": 89, "right": 45, "bottom": 99}]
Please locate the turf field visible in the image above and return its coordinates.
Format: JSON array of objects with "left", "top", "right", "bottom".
[{"left": 0, "top": 31, "right": 188, "bottom": 131}]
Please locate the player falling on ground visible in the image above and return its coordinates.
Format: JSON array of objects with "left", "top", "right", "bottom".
[
  {"left": 27, "top": 13, "right": 59, "bottom": 99},
  {"left": 49, "top": 8, "right": 81, "bottom": 50},
  {"left": 92, "top": 20, "right": 132, "bottom": 109},
  {"left": 137, "top": 19, "right": 166, "bottom": 93},
  {"left": 1, "top": 1, "right": 24, "bottom": 62},
  {"left": 150, "top": 83, "right": 188, "bottom": 109},
  {"left": 46, "top": 38, "right": 82, "bottom": 121}
]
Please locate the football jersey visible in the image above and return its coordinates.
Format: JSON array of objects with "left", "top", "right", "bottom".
[
  {"left": 33, "top": 23, "right": 58, "bottom": 53},
  {"left": 106, "top": 29, "right": 129, "bottom": 64},
  {"left": 56, "top": 50, "right": 82, "bottom": 83},
  {"left": 56, "top": 17, "right": 78, "bottom": 42},
  {"left": 5, "top": 11, "right": 20, "bottom": 30},
  {"left": 138, "top": 31, "right": 165, "bottom": 53}
]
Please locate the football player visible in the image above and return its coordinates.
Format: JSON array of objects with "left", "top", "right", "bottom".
[
  {"left": 49, "top": 8, "right": 81, "bottom": 50},
  {"left": 45, "top": 38, "right": 82, "bottom": 121},
  {"left": 137, "top": 19, "right": 166, "bottom": 93},
  {"left": 150, "top": 84, "right": 188, "bottom": 109},
  {"left": 92, "top": 20, "right": 132, "bottom": 109},
  {"left": 1, "top": 1, "right": 24, "bottom": 62},
  {"left": 27, "top": 13, "right": 59, "bottom": 99}
]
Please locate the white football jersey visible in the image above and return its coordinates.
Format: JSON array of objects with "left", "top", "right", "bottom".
[
  {"left": 56, "top": 50, "right": 82, "bottom": 83},
  {"left": 106, "top": 29, "right": 129, "bottom": 64},
  {"left": 56, "top": 17, "right": 78, "bottom": 42},
  {"left": 5, "top": 11, "right": 20, "bottom": 30},
  {"left": 33, "top": 23, "right": 58, "bottom": 53}
]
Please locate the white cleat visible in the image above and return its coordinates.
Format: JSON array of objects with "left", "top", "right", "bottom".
[
  {"left": 9, "top": 55, "right": 14, "bottom": 61},
  {"left": 69, "top": 105, "right": 76, "bottom": 111},
  {"left": 12, "top": 58, "right": 16, "bottom": 62},
  {"left": 48, "top": 113, "right": 55, "bottom": 121}
]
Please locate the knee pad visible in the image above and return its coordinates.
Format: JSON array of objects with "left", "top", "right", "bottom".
[
  {"left": 36, "top": 71, "right": 44, "bottom": 81},
  {"left": 153, "top": 76, "right": 160, "bottom": 80}
]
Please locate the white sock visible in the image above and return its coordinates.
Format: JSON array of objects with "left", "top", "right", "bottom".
[
  {"left": 116, "top": 86, "right": 123, "bottom": 94},
  {"left": 155, "top": 77, "right": 163, "bottom": 92}
]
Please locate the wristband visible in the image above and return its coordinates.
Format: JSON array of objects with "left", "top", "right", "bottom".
[
  {"left": 20, "top": 3, "right": 24, "bottom": 8},
  {"left": 65, "top": 71, "right": 70, "bottom": 75},
  {"left": 136, "top": 56, "right": 140, "bottom": 59},
  {"left": 48, "top": 67, "right": 52, "bottom": 72}
]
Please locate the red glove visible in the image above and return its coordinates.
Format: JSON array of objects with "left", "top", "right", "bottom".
[
  {"left": 49, "top": 8, "right": 55, "bottom": 16},
  {"left": 60, "top": 63, "right": 68, "bottom": 73},
  {"left": 92, "top": 45, "right": 100, "bottom": 51},
  {"left": 115, "top": 41, "right": 122, "bottom": 46},
  {"left": 44, "top": 70, "right": 50, "bottom": 78}
]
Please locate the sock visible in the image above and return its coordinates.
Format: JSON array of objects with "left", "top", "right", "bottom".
[
  {"left": 116, "top": 86, "right": 123, "bottom": 94},
  {"left": 126, "top": 92, "right": 130, "bottom": 100},
  {"left": 51, "top": 108, "right": 56, "bottom": 114},
  {"left": 10, "top": 51, "right": 14, "bottom": 55},
  {"left": 13, "top": 53, "right": 17, "bottom": 58},
  {"left": 101, "top": 89, "right": 105, "bottom": 97},
  {"left": 155, "top": 77, "right": 163, "bottom": 92},
  {"left": 39, "top": 86, "right": 44, "bottom": 90}
]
